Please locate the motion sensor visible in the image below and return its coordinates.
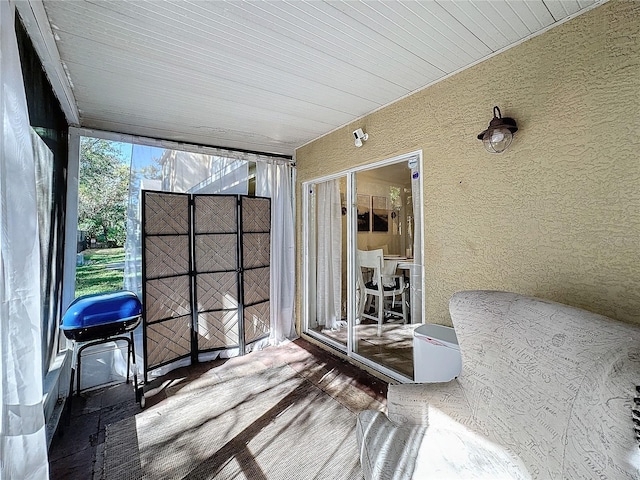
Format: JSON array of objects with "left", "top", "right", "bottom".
[{"left": 353, "top": 128, "right": 369, "bottom": 147}]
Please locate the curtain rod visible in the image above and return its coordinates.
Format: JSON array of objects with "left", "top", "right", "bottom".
[{"left": 69, "top": 127, "right": 294, "bottom": 164}]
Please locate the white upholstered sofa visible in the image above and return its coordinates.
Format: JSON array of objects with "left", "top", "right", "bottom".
[{"left": 356, "top": 290, "right": 640, "bottom": 479}]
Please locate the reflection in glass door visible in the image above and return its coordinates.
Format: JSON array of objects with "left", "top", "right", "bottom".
[
  {"left": 303, "top": 152, "right": 423, "bottom": 382},
  {"left": 352, "top": 162, "right": 419, "bottom": 379},
  {"left": 305, "top": 176, "right": 348, "bottom": 349}
]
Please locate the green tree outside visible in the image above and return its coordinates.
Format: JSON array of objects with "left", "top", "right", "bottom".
[{"left": 78, "top": 138, "right": 129, "bottom": 246}]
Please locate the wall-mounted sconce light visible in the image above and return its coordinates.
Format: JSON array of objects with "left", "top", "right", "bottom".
[
  {"left": 477, "top": 106, "right": 518, "bottom": 154},
  {"left": 353, "top": 128, "right": 368, "bottom": 147}
]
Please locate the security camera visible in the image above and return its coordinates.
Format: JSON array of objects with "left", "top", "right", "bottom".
[
  {"left": 353, "top": 128, "right": 368, "bottom": 140},
  {"left": 353, "top": 128, "right": 369, "bottom": 147}
]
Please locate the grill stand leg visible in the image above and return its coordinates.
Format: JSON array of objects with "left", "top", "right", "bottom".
[
  {"left": 126, "top": 337, "right": 131, "bottom": 384},
  {"left": 76, "top": 344, "right": 82, "bottom": 396},
  {"left": 130, "top": 331, "right": 144, "bottom": 407},
  {"left": 64, "top": 342, "right": 79, "bottom": 427},
  {"left": 75, "top": 336, "right": 138, "bottom": 399}
]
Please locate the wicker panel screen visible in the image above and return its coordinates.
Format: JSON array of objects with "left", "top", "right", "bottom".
[
  {"left": 146, "top": 316, "right": 192, "bottom": 367},
  {"left": 195, "top": 234, "right": 237, "bottom": 272},
  {"left": 241, "top": 196, "right": 270, "bottom": 233},
  {"left": 244, "top": 302, "right": 270, "bottom": 344},
  {"left": 144, "top": 193, "right": 189, "bottom": 235},
  {"left": 145, "top": 276, "right": 191, "bottom": 323},
  {"left": 193, "top": 194, "right": 240, "bottom": 354},
  {"left": 142, "top": 191, "right": 193, "bottom": 372},
  {"left": 196, "top": 272, "right": 238, "bottom": 312},
  {"left": 243, "top": 267, "right": 270, "bottom": 306},
  {"left": 240, "top": 197, "right": 271, "bottom": 346},
  {"left": 242, "top": 233, "right": 270, "bottom": 269},
  {"left": 194, "top": 195, "right": 237, "bottom": 234},
  {"left": 197, "top": 311, "right": 240, "bottom": 350},
  {"left": 142, "top": 192, "right": 271, "bottom": 377},
  {"left": 145, "top": 236, "right": 190, "bottom": 278}
]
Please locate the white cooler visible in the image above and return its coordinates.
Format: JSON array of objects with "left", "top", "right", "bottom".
[{"left": 413, "top": 324, "right": 461, "bottom": 383}]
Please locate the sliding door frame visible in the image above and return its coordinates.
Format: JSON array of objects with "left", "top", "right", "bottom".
[{"left": 302, "top": 150, "right": 424, "bottom": 383}]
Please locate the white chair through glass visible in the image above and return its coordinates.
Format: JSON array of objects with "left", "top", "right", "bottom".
[{"left": 356, "top": 249, "right": 407, "bottom": 335}]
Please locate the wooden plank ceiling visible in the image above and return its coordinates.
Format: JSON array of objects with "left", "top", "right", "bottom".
[{"left": 42, "top": 0, "right": 599, "bottom": 155}]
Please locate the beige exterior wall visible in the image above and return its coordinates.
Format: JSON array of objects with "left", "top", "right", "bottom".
[{"left": 296, "top": 1, "right": 640, "bottom": 328}]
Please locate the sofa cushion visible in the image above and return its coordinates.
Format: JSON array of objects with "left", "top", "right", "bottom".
[
  {"left": 386, "top": 381, "right": 470, "bottom": 426},
  {"left": 356, "top": 411, "right": 425, "bottom": 480},
  {"left": 412, "top": 406, "right": 529, "bottom": 479},
  {"left": 357, "top": 291, "right": 640, "bottom": 479},
  {"left": 450, "top": 291, "right": 640, "bottom": 478},
  {"left": 357, "top": 408, "right": 529, "bottom": 480}
]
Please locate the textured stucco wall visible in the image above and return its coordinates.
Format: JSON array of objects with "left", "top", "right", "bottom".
[{"left": 296, "top": 0, "right": 640, "bottom": 328}]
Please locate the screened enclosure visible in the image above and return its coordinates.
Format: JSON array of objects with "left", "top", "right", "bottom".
[{"left": 66, "top": 132, "right": 296, "bottom": 388}]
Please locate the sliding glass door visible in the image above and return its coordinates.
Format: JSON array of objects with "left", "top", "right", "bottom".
[
  {"left": 305, "top": 176, "right": 348, "bottom": 349},
  {"left": 352, "top": 163, "right": 417, "bottom": 379},
  {"left": 303, "top": 152, "right": 423, "bottom": 382}
]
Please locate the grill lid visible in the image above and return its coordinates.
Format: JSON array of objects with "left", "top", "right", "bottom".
[{"left": 62, "top": 290, "right": 142, "bottom": 331}]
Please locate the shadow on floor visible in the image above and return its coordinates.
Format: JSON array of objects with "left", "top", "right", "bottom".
[{"left": 49, "top": 338, "right": 388, "bottom": 479}]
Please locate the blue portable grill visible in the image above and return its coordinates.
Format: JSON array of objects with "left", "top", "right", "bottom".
[{"left": 62, "top": 290, "right": 144, "bottom": 406}]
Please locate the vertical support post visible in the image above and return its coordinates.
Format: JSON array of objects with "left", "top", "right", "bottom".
[
  {"left": 61, "top": 129, "right": 80, "bottom": 320},
  {"left": 141, "top": 190, "right": 148, "bottom": 384},
  {"left": 189, "top": 195, "right": 199, "bottom": 365},
  {"left": 237, "top": 196, "right": 246, "bottom": 356},
  {"left": 347, "top": 175, "right": 356, "bottom": 356}
]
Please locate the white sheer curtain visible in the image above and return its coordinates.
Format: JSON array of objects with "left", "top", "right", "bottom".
[
  {"left": 315, "top": 179, "right": 342, "bottom": 330},
  {"left": 256, "top": 161, "right": 297, "bottom": 343},
  {"left": 188, "top": 158, "right": 248, "bottom": 194},
  {"left": 124, "top": 146, "right": 249, "bottom": 299},
  {"left": 0, "top": 0, "right": 49, "bottom": 477}
]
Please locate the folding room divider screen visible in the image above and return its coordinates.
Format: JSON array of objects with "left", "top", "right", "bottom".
[{"left": 141, "top": 191, "right": 271, "bottom": 380}]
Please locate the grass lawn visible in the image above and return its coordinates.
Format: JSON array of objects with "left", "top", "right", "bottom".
[{"left": 75, "top": 248, "right": 125, "bottom": 297}]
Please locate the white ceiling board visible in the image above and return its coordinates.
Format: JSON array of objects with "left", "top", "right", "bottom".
[
  {"left": 146, "top": 0, "right": 412, "bottom": 101},
  {"left": 509, "top": 1, "right": 556, "bottom": 31},
  {"left": 327, "top": 1, "right": 480, "bottom": 73},
  {"left": 59, "top": 33, "right": 380, "bottom": 119},
  {"left": 402, "top": 1, "right": 494, "bottom": 60},
  {"left": 147, "top": 1, "right": 408, "bottom": 99},
  {"left": 215, "top": 1, "right": 443, "bottom": 90},
  {"left": 271, "top": 1, "right": 442, "bottom": 88},
  {"left": 544, "top": 0, "right": 591, "bottom": 21},
  {"left": 50, "top": 1, "right": 396, "bottom": 111},
  {"left": 438, "top": 1, "right": 519, "bottom": 52},
  {"left": 37, "top": 0, "right": 604, "bottom": 156},
  {"left": 63, "top": 47, "right": 358, "bottom": 126},
  {"left": 83, "top": 117, "right": 290, "bottom": 155}
]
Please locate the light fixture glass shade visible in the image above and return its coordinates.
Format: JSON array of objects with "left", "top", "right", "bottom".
[
  {"left": 477, "top": 106, "right": 518, "bottom": 154},
  {"left": 482, "top": 127, "right": 513, "bottom": 153}
]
